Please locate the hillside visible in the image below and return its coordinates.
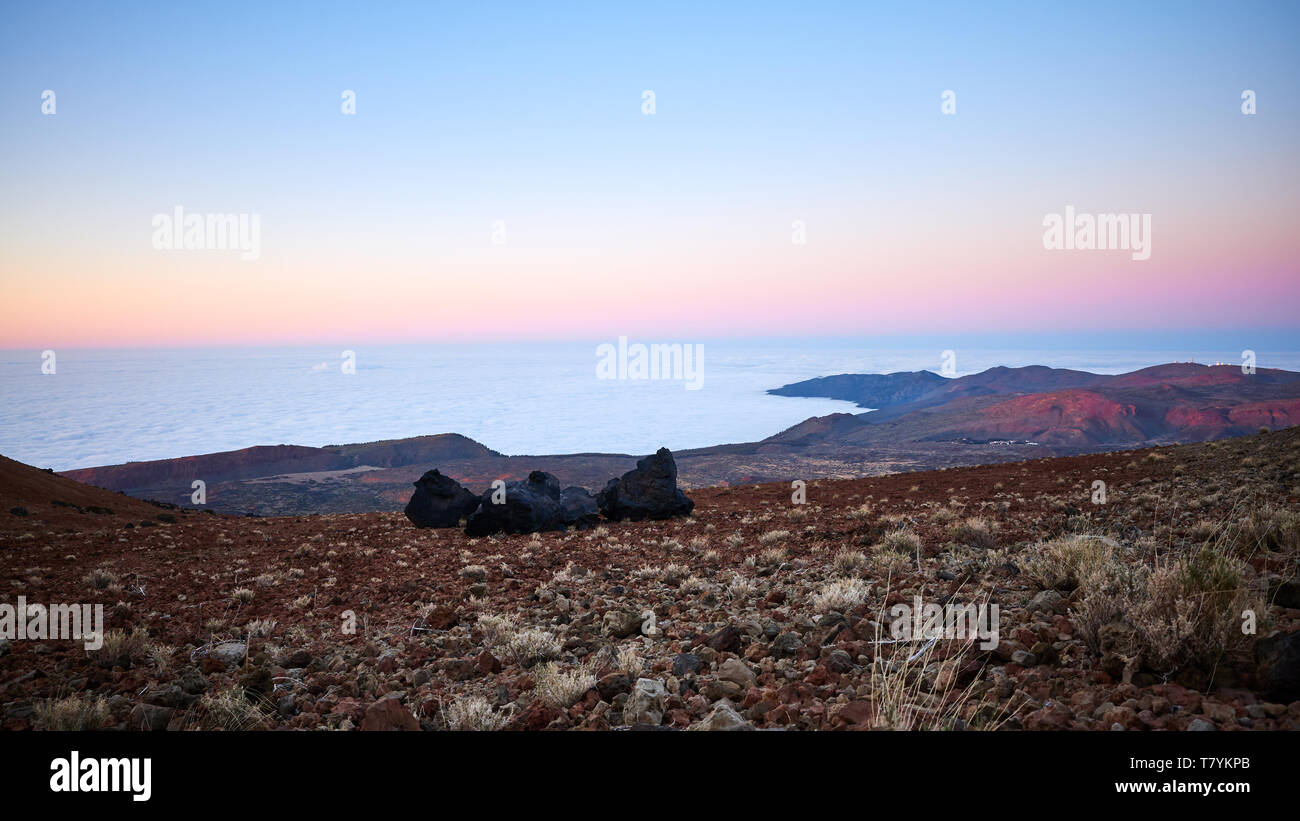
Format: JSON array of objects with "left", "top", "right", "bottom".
[{"left": 2, "top": 428, "right": 1297, "bottom": 731}]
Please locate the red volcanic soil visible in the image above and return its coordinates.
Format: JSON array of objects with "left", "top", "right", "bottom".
[
  {"left": 1228, "top": 398, "right": 1300, "bottom": 430},
  {"left": 973, "top": 390, "right": 1144, "bottom": 444},
  {"left": 2, "top": 429, "right": 1298, "bottom": 731},
  {"left": 0, "top": 455, "right": 162, "bottom": 523}
]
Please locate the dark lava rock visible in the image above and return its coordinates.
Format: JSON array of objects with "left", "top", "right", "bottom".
[
  {"left": 176, "top": 666, "right": 210, "bottom": 696},
  {"left": 142, "top": 684, "right": 197, "bottom": 710},
  {"left": 282, "top": 649, "right": 313, "bottom": 669},
  {"left": 1272, "top": 579, "right": 1300, "bottom": 610},
  {"left": 1255, "top": 629, "right": 1300, "bottom": 701},
  {"left": 443, "top": 658, "right": 480, "bottom": 681},
  {"left": 596, "top": 447, "right": 694, "bottom": 521},
  {"left": 128, "top": 703, "right": 172, "bottom": 731},
  {"left": 704, "top": 625, "right": 744, "bottom": 654},
  {"left": 672, "top": 653, "right": 703, "bottom": 677},
  {"left": 770, "top": 632, "right": 804, "bottom": 659},
  {"left": 597, "top": 672, "right": 632, "bottom": 701},
  {"left": 465, "top": 471, "right": 566, "bottom": 536},
  {"left": 560, "top": 486, "right": 600, "bottom": 529},
  {"left": 404, "top": 469, "right": 480, "bottom": 528},
  {"left": 827, "top": 649, "right": 855, "bottom": 674},
  {"left": 239, "top": 666, "right": 274, "bottom": 699}
]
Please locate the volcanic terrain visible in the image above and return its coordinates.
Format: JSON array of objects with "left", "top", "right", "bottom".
[{"left": 3, "top": 427, "right": 1298, "bottom": 731}]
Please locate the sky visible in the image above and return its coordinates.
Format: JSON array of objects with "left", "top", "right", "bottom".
[{"left": 1, "top": 0, "right": 1298, "bottom": 349}]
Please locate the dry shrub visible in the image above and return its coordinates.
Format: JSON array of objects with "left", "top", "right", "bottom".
[
  {"left": 88, "top": 627, "right": 150, "bottom": 668},
  {"left": 869, "top": 547, "right": 912, "bottom": 576},
  {"left": 1233, "top": 506, "right": 1300, "bottom": 557},
  {"left": 857, "top": 596, "right": 1003, "bottom": 731},
  {"left": 879, "top": 529, "right": 921, "bottom": 555},
  {"left": 1131, "top": 546, "right": 1260, "bottom": 670},
  {"left": 833, "top": 549, "right": 867, "bottom": 574},
  {"left": 533, "top": 662, "right": 596, "bottom": 709},
  {"left": 948, "top": 517, "right": 997, "bottom": 551},
  {"left": 35, "top": 694, "right": 112, "bottom": 730},
  {"left": 811, "top": 577, "right": 870, "bottom": 613},
  {"left": 193, "top": 685, "right": 269, "bottom": 730},
  {"left": 443, "top": 695, "right": 512, "bottom": 731},
  {"left": 475, "top": 612, "right": 518, "bottom": 648},
  {"left": 1073, "top": 543, "right": 1261, "bottom": 671},
  {"left": 83, "top": 567, "right": 119, "bottom": 590},
  {"left": 503, "top": 627, "right": 560, "bottom": 667},
  {"left": 1022, "top": 536, "right": 1112, "bottom": 591},
  {"left": 1073, "top": 560, "right": 1147, "bottom": 654}
]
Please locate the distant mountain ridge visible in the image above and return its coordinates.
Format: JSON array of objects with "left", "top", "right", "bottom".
[
  {"left": 766, "top": 363, "right": 1300, "bottom": 446},
  {"left": 50, "top": 362, "right": 1300, "bottom": 515},
  {"left": 63, "top": 434, "right": 498, "bottom": 492}
]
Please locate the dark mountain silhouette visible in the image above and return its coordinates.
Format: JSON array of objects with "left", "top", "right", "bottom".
[{"left": 766, "top": 370, "right": 946, "bottom": 409}]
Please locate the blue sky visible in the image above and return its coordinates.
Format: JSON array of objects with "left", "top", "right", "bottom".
[{"left": 2, "top": 1, "right": 1297, "bottom": 347}]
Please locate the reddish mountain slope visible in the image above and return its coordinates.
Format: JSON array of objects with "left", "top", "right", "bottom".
[
  {"left": 0, "top": 454, "right": 161, "bottom": 523},
  {"left": 63, "top": 434, "right": 499, "bottom": 492}
]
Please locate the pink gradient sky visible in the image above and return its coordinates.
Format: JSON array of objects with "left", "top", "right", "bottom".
[{"left": 3, "top": 2, "right": 1298, "bottom": 349}]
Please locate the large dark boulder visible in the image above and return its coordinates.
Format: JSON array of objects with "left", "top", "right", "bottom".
[
  {"left": 560, "top": 486, "right": 600, "bottom": 529},
  {"left": 596, "top": 447, "right": 694, "bottom": 521},
  {"left": 465, "top": 471, "right": 566, "bottom": 536},
  {"left": 404, "top": 469, "right": 480, "bottom": 528},
  {"left": 1255, "top": 629, "right": 1300, "bottom": 702}
]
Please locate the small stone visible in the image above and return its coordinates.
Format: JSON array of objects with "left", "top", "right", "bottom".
[
  {"left": 770, "top": 632, "right": 803, "bottom": 659},
  {"left": 606, "top": 609, "right": 644, "bottom": 639},
  {"left": 690, "top": 703, "right": 755, "bottom": 731},
  {"left": 476, "top": 650, "right": 501, "bottom": 675},
  {"left": 1255, "top": 630, "right": 1300, "bottom": 702},
  {"left": 177, "top": 666, "right": 209, "bottom": 695},
  {"left": 423, "top": 605, "right": 458, "bottom": 630},
  {"left": 624, "top": 678, "right": 667, "bottom": 726},
  {"left": 359, "top": 698, "right": 419, "bottom": 731},
  {"left": 1201, "top": 701, "right": 1236, "bottom": 723},
  {"left": 207, "top": 641, "right": 247, "bottom": 670},
  {"left": 443, "top": 658, "right": 479, "bottom": 681},
  {"left": 706, "top": 625, "right": 744, "bottom": 654},
  {"left": 1028, "top": 590, "right": 1063, "bottom": 615},
  {"left": 827, "top": 650, "right": 854, "bottom": 674},
  {"left": 142, "top": 684, "right": 197, "bottom": 710},
  {"left": 128, "top": 703, "right": 171, "bottom": 731},
  {"left": 672, "top": 653, "right": 702, "bottom": 677},
  {"left": 596, "top": 673, "right": 632, "bottom": 701},
  {"left": 1011, "top": 650, "right": 1038, "bottom": 667},
  {"left": 717, "top": 658, "right": 756, "bottom": 691}
]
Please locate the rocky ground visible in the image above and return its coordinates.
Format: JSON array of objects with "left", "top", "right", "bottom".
[{"left": 2, "top": 428, "right": 1298, "bottom": 731}]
